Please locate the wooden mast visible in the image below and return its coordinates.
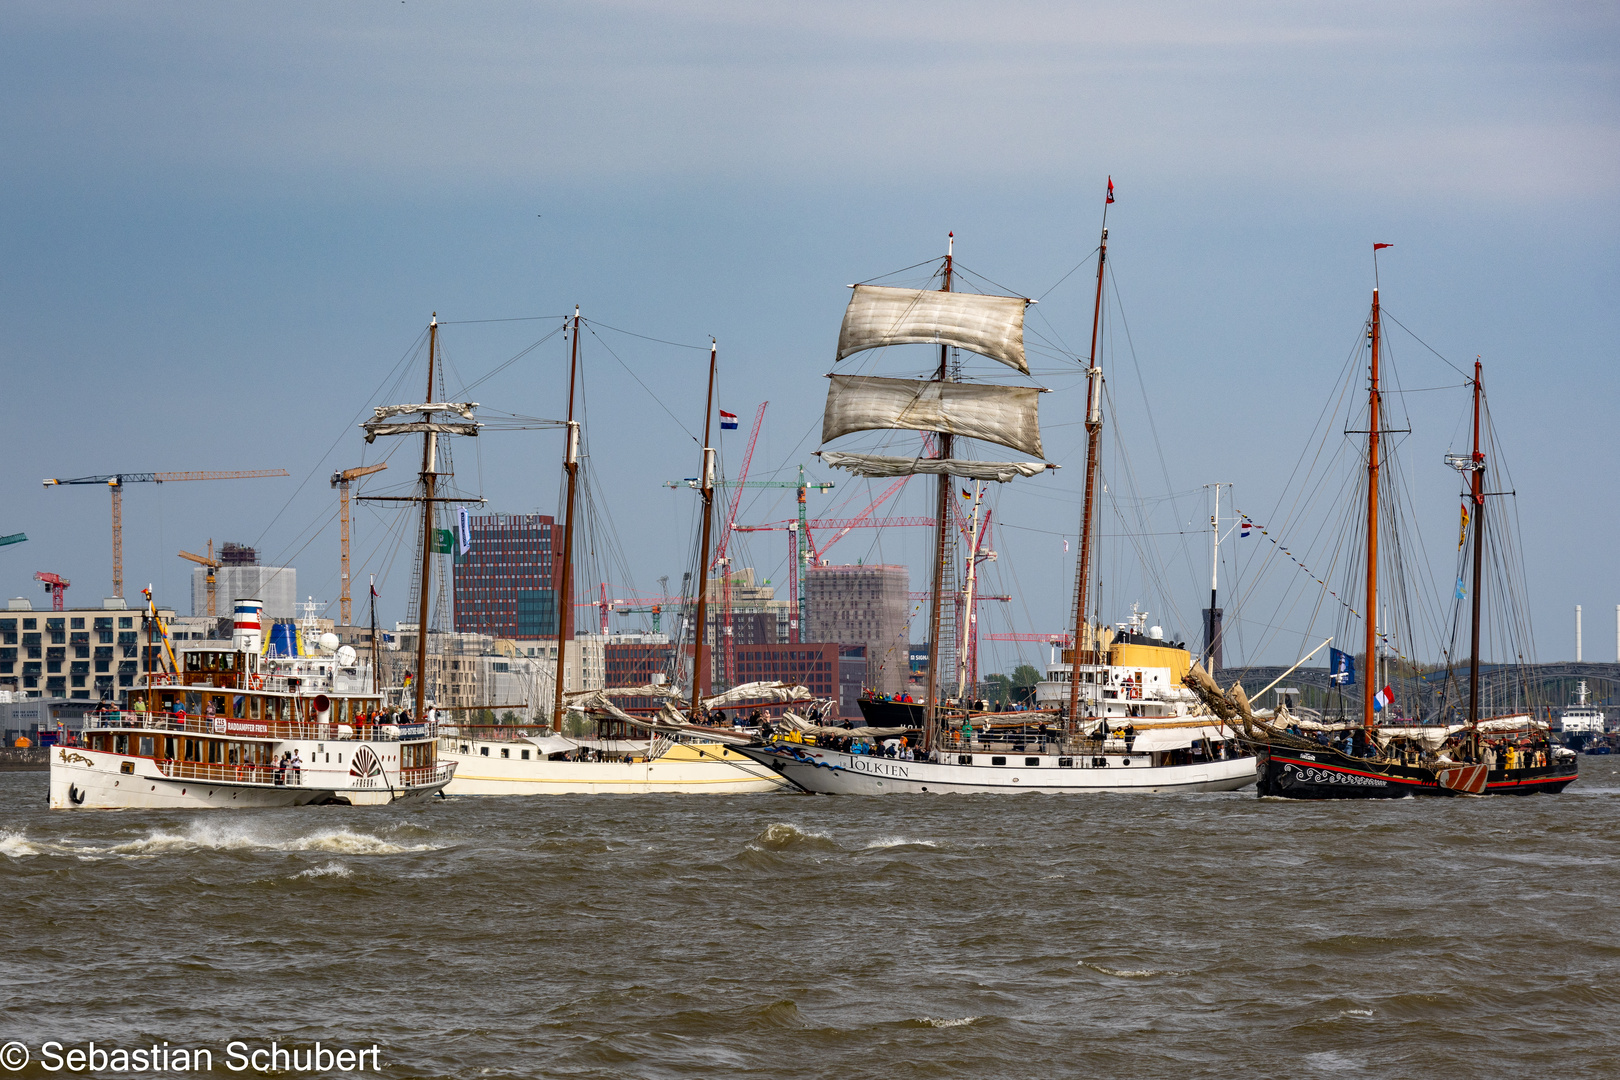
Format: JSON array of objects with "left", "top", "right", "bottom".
[
  {"left": 922, "top": 234, "right": 954, "bottom": 752},
  {"left": 412, "top": 315, "right": 438, "bottom": 721},
  {"left": 1467, "top": 360, "right": 1486, "bottom": 728},
  {"left": 1362, "top": 289, "right": 1382, "bottom": 733},
  {"left": 1067, "top": 208, "right": 1109, "bottom": 728},
  {"left": 690, "top": 341, "right": 718, "bottom": 718},
  {"left": 552, "top": 307, "right": 582, "bottom": 732}
]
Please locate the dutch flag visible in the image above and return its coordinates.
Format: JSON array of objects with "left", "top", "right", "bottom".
[
  {"left": 720, "top": 410, "right": 738, "bottom": 430},
  {"left": 1372, "top": 685, "right": 1393, "bottom": 713},
  {"left": 1241, "top": 521, "right": 1252, "bottom": 538}
]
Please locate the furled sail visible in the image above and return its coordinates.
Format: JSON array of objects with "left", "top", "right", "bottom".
[
  {"left": 703, "top": 681, "right": 811, "bottom": 709},
  {"left": 362, "top": 401, "right": 482, "bottom": 443},
  {"left": 361, "top": 421, "right": 481, "bottom": 443},
  {"left": 819, "top": 451, "right": 1052, "bottom": 483},
  {"left": 822, "top": 375, "right": 1044, "bottom": 458},
  {"left": 371, "top": 402, "right": 479, "bottom": 421},
  {"left": 836, "top": 285, "right": 1031, "bottom": 373}
]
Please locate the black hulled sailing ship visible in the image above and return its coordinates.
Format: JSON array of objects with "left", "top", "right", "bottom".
[{"left": 1246, "top": 273, "right": 1575, "bottom": 799}]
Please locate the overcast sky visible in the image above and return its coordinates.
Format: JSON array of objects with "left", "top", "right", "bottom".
[{"left": 2, "top": 1, "right": 1615, "bottom": 672}]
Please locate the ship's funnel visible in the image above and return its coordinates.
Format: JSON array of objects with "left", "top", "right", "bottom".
[{"left": 232, "top": 599, "right": 264, "bottom": 654}]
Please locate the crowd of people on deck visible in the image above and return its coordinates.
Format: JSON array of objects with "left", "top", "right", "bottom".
[{"left": 1292, "top": 723, "right": 1559, "bottom": 772}]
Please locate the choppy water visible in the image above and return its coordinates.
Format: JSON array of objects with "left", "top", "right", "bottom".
[{"left": 4, "top": 759, "right": 1620, "bottom": 1078}]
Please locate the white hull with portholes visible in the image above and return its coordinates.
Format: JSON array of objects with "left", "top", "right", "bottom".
[
  {"left": 439, "top": 733, "right": 791, "bottom": 795},
  {"left": 731, "top": 741, "right": 1257, "bottom": 795},
  {"left": 48, "top": 740, "right": 449, "bottom": 809}
]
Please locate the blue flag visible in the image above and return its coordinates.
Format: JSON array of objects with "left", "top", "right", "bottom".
[{"left": 1329, "top": 647, "right": 1355, "bottom": 687}]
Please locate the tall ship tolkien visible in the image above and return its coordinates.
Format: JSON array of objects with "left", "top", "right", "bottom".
[
  {"left": 732, "top": 190, "right": 1259, "bottom": 794},
  {"left": 49, "top": 598, "right": 454, "bottom": 809}
]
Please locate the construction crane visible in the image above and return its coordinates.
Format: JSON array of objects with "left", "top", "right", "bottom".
[
  {"left": 614, "top": 604, "right": 664, "bottom": 633},
  {"left": 177, "top": 540, "right": 221, "bottom": 618},
  {"left": 734, "top": 471, "right": 931, "bottom": 643},
  {"left": 43, "top": 469, "right": 289, "bottom": 598},
  {"left": 668, "top": 464, "right": 834, "bottom": 644},
  {"left": 330, "top": 463, "right": 388, "bottom": 624},
  {"left": 0, "top": 533, "right": 25, "bottom": 548},
  {"left": 34, "top": 572, "right": 69, "bottom": 611}
]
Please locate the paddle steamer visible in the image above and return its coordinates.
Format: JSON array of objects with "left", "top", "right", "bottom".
[{"left": 50, "top": 598, "right": 453, "bottom": 809}]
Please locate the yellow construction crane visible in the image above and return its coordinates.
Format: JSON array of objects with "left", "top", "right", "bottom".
[
  {"left": 330, "top": 463, "right": 387, "bottom": 624},
  {"left": 177, "top": 540, "right": 221, "bottom": 618},
  {"left": 43, "top": 470, "right": 289, "bottom": 599}
]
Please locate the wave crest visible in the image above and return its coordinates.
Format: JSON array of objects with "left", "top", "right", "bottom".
[
  {"left": 1079, "top": 961, "right": 1194, "bottom": 978},
  {"left": 746, "top": 823, "right": 838, "bottom": 852}
]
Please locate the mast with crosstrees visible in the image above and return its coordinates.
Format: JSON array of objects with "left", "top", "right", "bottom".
[
  {"left": 358, "top": 313, "right": 483, "bottom": 720},
  {"left": 816, "top": 234, "right": 1053, "bottom": 750}
]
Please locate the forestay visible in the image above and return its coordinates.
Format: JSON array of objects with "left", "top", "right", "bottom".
[
  {"left": 819, "top": 452, "right": 1052, "bottom": 483},
  {"left": 822, "top": 375, "right": 1044, "bottom": 457},
  {"left": 836, "top": 285, "right": 1031, "bottom": 374}
]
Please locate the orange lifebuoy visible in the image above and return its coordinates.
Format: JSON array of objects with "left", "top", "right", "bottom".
[{"left": 248, "top": 674, "right": 265, "bottom": 690}]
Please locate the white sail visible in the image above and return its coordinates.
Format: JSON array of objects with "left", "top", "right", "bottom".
[
  {"left": 819, "top": 451, "right": 1052, "bottom": 483},
  {"left": 836, "top": 285, "right": 1030, "bottom": 373},
  {"left": 822, "top": 375, "right": 1044, "bottom": 458}
]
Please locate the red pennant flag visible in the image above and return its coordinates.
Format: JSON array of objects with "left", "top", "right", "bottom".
[
  {"left": 1106, "top": 177, "right": 1115, "bottom": 204},
  {"left": 1373, "top": 243, "right": 1393, "bottom": 250}
]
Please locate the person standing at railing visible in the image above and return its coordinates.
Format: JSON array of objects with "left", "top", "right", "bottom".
[{"left": 290, "top": 750, "right": 303, "bottom": 785}]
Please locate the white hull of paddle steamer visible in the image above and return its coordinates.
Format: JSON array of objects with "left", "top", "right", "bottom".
[{"left": 49, "top": 740, "right": 450, "bottom": 809}]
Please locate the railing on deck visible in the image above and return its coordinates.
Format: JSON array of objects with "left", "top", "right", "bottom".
[
  {"left": 155, "top": 759, "right": 454, "bottom": 789},
  {"left": 82, "top": 711, "right": 436, "bottom": 742},
  {"left": 399, "top": 763, "right": 455, "bottom": 787}
]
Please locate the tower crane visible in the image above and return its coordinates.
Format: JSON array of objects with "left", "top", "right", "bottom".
[
  {"left": 43, "top": 469, "right": 289, "bottom": 598},
  {"left": 330, "top": 463, "right": 388, "bottom": 624},
  {"left": 673, "top": 464, "right": 836, "bottom": 644},
  {"left": 34, "top": 572, "right": 69, "bottom": 611},
  {"left": 177, "top": 540, "right": 221, "bottom": 618}
]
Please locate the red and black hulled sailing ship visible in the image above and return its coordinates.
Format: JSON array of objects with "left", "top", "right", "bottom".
[{"left": 1251, "top": 270, "right": 1575, "bottom": 799}]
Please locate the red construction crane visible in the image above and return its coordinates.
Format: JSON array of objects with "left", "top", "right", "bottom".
[
  {"left": 34, "top": 572, "right": 69, "bottom": 611},
  {"left": 43, "top": 469, "right": 289, "bottom": 598}
]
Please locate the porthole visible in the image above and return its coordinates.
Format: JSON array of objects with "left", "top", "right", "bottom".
[
  {"left": 991, "top": 756, "right": 1006, "bottom": 766},
  {"left": 1025, "top": 757, "right": 1040, "bottom": 766}
]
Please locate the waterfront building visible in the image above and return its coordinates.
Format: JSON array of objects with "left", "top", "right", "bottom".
[
  {"left": 805, "top": 563, "right": 910, "bottom": 697},
  {"left": 453, "top": 512, "right": 563, "bottom": 638},
  {"left": 0, "top": 597, "right": 167, "bottom": 700}
]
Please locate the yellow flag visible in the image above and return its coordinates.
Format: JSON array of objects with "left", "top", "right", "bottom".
[{"left": 1458, "top": 501, "right": 1470, "bottom": 549}]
